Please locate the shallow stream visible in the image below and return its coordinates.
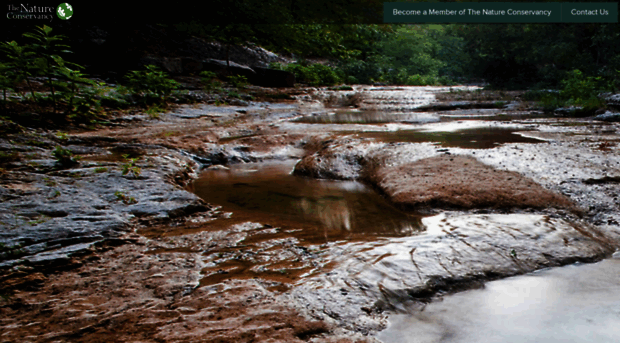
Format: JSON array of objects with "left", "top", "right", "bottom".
[
  {"left": 187, "top": 86, "right": 619, "bottom": 341},
  {"left": 378, "top": 258, "right": 620, "bottom": 343}
]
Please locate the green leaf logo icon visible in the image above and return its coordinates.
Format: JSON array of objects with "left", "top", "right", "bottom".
[{"left": 57, "top": 3, "right": 73, "bottom": 20}]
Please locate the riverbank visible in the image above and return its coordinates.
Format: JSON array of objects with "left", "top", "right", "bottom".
[{"left": 1, "top": 85, "right": 619, "bottom": 342}]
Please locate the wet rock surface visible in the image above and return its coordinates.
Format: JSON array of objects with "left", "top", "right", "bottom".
[
  {"left": 0, "top": 141, "right": 207, "bottom": 271},
  {"left": 1, "top": 85, "right": 620, "bottom": 342},
  {"left": 370, "top": 155, "right": 574, "bottom": 211}
]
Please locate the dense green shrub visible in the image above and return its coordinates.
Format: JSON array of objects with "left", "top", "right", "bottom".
[
  {"left": 124, "top": 65, "right": 179, "bottom": 103},
  {"left": 283, "top": 63, "right": 342, "bottom": 86},
  {"left": 529, "top": 70, "right": 610, "bottom": 112},
  {"left": 337, "top": 59, "right": 381, "bottom": 84},
  {"left": 559, "top": 70, "right": 606, "bottom": 108}
]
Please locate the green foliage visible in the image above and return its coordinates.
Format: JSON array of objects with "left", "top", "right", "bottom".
[
  {"left": 0, "top": 62, "right": 14, "bottom": 104},
  {"left": 406, "top": 74, "right": 436, "bottom": 86},
  {"left": 121, "top": 154, "right": 141, "bottom": 178},
  {"left": 0, "top": 40, "right": 37, "bottom": 100},
  {"left": 0, "top": 25, "right": 102, "bottom": 118},
  {"left": 560, "top": 70, "right": 606, "bottom": 108},
  {"left": 200, "top": 71, "right": 222, "bottom": 92},
  {"left": 144, "top": 104, "right": 165, "bottom": 118},
  {"left": 333, "top": 25, "right": 461, "bottom": 85},
  {"left": 0, "top": 242, "right": 25, "bottom": 258},
  {"left": 458, "top": 23, "right": 620, "bottom": 89},
  {"left": 114, "top": 190, "right": 137, "bottom": 205},
  {"left": 268, "top": 62, "right": 284, "bottom": 70},
  {"left": 284, "top": 63, "right": 342, "bottom": 86},
  {"left": 226, "top": 90, "right": 241, "bottom": 99},
  {"left": 531, "top": 70, "right": 609, "bottom": 112},
  {"left": 52, "top": 146, "right": 79, "bottom": 167},
  {"left": 56, "top": 68, "right": 102, "bottom": 119},
  {"left": 124, "top": 65, "right": 179, "bottom": 103},
  {"left": 329, "top": 85, "right": 354, "bottom": 91},
  {"left": 100, "top": 86, "right": 132, "bottom": 109},
  {"left": 200, "top": 71, "right": 217, "bottom": 79},
  {"left": 227, "top": 75, "right": 248, "bottom": 88},
  {"left": 377, "top": 26, "right": 446, "bottom": 78},
  {"left": 94, "top": 167, "right": 108, "bottom": 173}
]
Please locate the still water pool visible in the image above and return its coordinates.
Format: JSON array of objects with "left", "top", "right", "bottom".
[{"left": 190, "top": 159, "right": 423, "bottom": 243}]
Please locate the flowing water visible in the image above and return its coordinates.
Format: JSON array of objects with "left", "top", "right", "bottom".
[
  {"left": 293, "top": 110, "right": 439, "bottom": 124},
  {"left": 185, "top": 86, "right": 618, "bottom": 340},
  {"left": 377, "top": 258, "right": 620, "bottom": 343}
]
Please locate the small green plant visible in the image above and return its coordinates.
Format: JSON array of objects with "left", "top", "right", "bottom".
[
  {"left": 28, "top": 216, "right": 49, "bottom": 226},
  {"left": 227, "top": 75, "right": 248, "bottom": 88},
  {"left": 57, "top": 68, "right": 103, "bottom": 118},
  {"left": 144, "top": 104, "right": 165, "bottom": 118},
  {"left": 43, "top": 177, "right": 56, "bottom": 186},
  {"left": 200, "top": 71, "right": 217, "bottom": 80},
  {"left": 56, "top": 131, "right": 68, "bottom": 140},
  {"left": 52, "top": 146, "right": 79, "bottom": 166},
  {"left": 124, "top": 65, "right": 179, "bottom": 103},
  {"left": 94, "top": 167, "right": 108, "bottom": 173},
  {"left": 268, "top": 62, "right": 284, "bottom": 70},
  {"left": 121, "top": 154, "right": 141, "bottom": 178},
  {"left": 226, "top": 90, "right": 241, "bottom": 99},
  {"left": 114, "top": 190, "right": 137, "bottom": 204},
  {"left": 48, "top": 189, "right": 61, "bottom": 198},
  {"left": 200, "top": 71, "right": 223, "bottom": 92}
]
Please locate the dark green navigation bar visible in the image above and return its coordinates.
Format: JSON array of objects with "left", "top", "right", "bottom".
[{"left": 384, "top": 2, "right": 618, "bottom": 23}]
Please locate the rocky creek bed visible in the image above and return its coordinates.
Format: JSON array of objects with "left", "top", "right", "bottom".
[{"left": 1, "top": 85, "right": 619, "bottom": 342}]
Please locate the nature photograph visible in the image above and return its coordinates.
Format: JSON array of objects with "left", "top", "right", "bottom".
[{"left": 1, "top": 0, "right": 620, "bottom": 342}]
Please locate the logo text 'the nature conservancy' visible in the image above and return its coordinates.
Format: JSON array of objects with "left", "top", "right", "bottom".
[{"left": 6, "top": 3, "right": 57, "bottom": 22}]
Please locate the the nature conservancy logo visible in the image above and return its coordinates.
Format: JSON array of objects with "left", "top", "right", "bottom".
[
  {"left": 6, "top": 3, "right": 73, "bottom": 22},
  {"left": 56, "top": 3, "right": 72, "bottom": 20}
]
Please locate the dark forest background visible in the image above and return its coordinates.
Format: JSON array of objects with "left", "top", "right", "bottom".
[{"left": 2, "top": 0, "right": 619, "bottom": 90}]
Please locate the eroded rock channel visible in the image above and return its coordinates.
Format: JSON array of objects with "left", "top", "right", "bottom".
[{"left": 1, "top": 86, "right": 619, "bottom": 342}]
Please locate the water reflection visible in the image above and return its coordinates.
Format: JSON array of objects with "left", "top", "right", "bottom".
[
  {"left": 190, "top": 160, "right": 423, "bottom": 242},
  {"left": 353, "top": 127, "right": 545, "bottom": 149}
]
